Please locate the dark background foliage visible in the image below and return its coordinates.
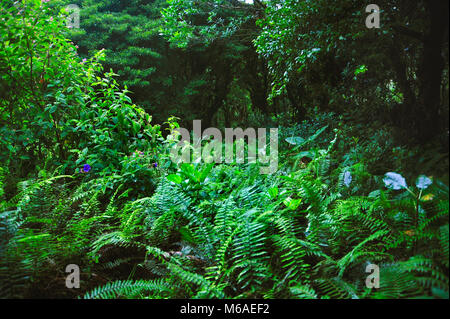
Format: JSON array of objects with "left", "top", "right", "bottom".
[{"left": 0, "top": 0, "right": 448, "bottom": 299}]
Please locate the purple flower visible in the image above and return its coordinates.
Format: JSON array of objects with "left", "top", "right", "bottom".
[
  {"left": 153, "top": 162, "right": 158, "bottom": 168},
  {"left": 81, "top": 164, "right": 91, "bottom": 173}
]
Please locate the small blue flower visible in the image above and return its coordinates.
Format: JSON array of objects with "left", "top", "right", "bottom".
[
  {"left": 81, "top": 164, "right": 91, "bottom": 173},
  {"left": 153, "top": 162, "right": 158, "bottom": 168},
  {"left": 343, "top": 171, "right": 352, "bottom": 187}
]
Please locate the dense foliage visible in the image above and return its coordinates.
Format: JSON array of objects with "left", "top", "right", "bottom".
[{"left": 0, "top": 0, "right": 448, "bottom": 299}]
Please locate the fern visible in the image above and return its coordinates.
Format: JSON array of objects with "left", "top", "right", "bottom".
[{"left": 83, "top": 279, "right": 172, "bottom": 299}]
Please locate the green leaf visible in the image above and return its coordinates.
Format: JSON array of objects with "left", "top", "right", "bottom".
[
  {"left": 268, "top": 186, "right": 278, "bottom": 199},
  {"left": 285, "top": 136, "right": 305, "bottom": 145},
  {"left": 132, "top": 120, "right": 141, "bottom": 135},
  {"left": 283, "top": 197, "right": 302, "bottom": 210}
]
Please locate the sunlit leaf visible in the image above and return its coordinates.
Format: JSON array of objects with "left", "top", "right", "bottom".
[
  {"left": 167, "top": 174, "right": 182, "bottom": 184},
  {"left": 416, "top": 175, "right": 432, "bottom": 190},
  {"left": 285, "top": 136, "right": 305, "bottom": 145}
]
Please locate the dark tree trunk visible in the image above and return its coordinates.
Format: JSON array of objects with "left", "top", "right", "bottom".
[
  {"left": 244, "top": 49, "right": 270, "bottom": 116},
  {"left": 249, "top": 88, "right": 268, "bottom": 114},
  {"left": 286, "top": 82, "right": 306, "bottom": 122},
  {"left": 388, "top": 43, "right": 417, "bottom": 130},
  {"left": 390, "top": 0, "right": 448, "bottom": 142},
  {"left": 206, "top": 64, "right": 232, "bottom": 127}
]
